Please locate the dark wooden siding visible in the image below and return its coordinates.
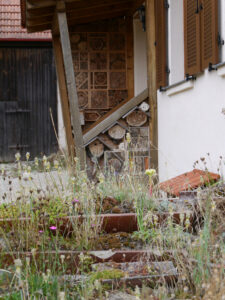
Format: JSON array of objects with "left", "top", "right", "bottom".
[{"left": 0, "top": 44, "right": 57, "bottom": 162}]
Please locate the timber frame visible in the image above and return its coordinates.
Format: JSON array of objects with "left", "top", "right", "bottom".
[{"left": 21, "top": 0, "right": 158, "bottom": 170}]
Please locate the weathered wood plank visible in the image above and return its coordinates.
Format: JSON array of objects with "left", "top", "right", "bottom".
[
  {"left": 83, "top": 88, "right": 148, "bottom": 145},
  {"left": 146, "top": 0, "right": 158, "bottom": 170},
  {"left": 57, "top": 8, "right": 85, "bottom": 168},
  {"left": 52, "top": 35, "right": 75, "bottom": 155}
]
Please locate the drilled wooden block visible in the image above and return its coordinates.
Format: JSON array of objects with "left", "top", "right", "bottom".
[
  {"left": 84, "top": 111, "right": 101, "bottom": 122},
  {"left": 75, "top": 72, "right": 88, "bottom": 89},
  {"left": 89, "top": 33, "right": 107, "bottom": 51},
  {"left": 94, "top": 72, "right": 107, "bottom": 87},
  {"left": 90, "top": 53, "right": 107, "bottom": 70},
  {"left": 77, "top": 91, "right": 88, "bottom": 108},
  {"left": 110, "top": 53, "right": 126, "bottom": 69},
  {"left": 108, "top": 90, "right": 128, "bottom": 107},
  {"left": 71, "top": 33, "right": 88, "bottom": 51},
  {"left": 91, "top": 91, "right": 107, "bottom": 108},
  {"left": 110, "top": 72, "right": 126, "bottom": 89},
  {"left": 110, "top": 34, "right": 125, "bottom": 50}
]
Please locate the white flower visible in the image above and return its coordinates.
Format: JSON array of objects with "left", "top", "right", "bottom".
[
  {"left": 22, "top": 172, "right": 30, "bottom": 181},
  {"left": 59, "top": 292, "right": 65, "bottom": 300},
  {"left": 15, "top": 152, "right": 21, "bottom": 161},
  {"left": 60, "top": 255, "right": 65, "bottom": 264},
  {"left": 14, "top": 259, "right": 22, "bottom": 268}
]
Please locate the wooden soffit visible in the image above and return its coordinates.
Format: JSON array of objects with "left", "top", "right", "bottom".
[{"left": 24, "top": 0, "right": 144, "bottom": 33}]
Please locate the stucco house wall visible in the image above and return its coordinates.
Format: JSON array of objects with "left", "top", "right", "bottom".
[{"left": 157, "top": 0, "right": 225, "bottom": 181}]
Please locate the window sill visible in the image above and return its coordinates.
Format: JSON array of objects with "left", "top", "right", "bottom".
[{"left": 166, "top": 80, "right": 194, "bottom": 96}]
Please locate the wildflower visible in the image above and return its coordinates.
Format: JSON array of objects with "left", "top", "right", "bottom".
[
  {"left": 91, "top": 224, "right": 95, "bottom": 228},
  {"left": 26, "top": 152, "right": 30, "bottom": 161},
  {"left": 43, "top": 155, "right": 47, "bottom": 166},
  {"left": 185, "top": 217, "right": 190, "bottom": 229},
  {"left": 71, "top": 177, "right": 76, "bottom": 184},
  {"left": 98, "top": 173, "right": 105, "bottom": 184},
  {"left": 211, "top": 200, "right": 216, "bottom": 211},
  {"left": 22, "top": 171, "right": 30, "bottom": 181},
  {"left": 126, "top": 132, "right": 131, "bottom": 144},
  {"left": 145, "top": 169, "right": 156, "bottom": 177},
  {"left": 42, "top": 272, "right": 48, "bottom": 283},
  {"left": 46, "top": 161, "right": 51, "bottom": 171},
  {"left": 14, "top": 259, "right": 22, "bottom": 268},
  {"left": 153, "top": 214, "right": 158, "bottom": 225},
  {"left": 134, "top": 285, "right": 141, "bottom": 299},
  {"left": 49, "top": 226, "right": 57, "bottom": 231},
  {"left": 72, "top": 198, "right": 79, "bottom": 205},
  {"left": 180, "top": 213, "right": 184, "bottom": 224},
  {"left": 15, "top": 152, "right": 21, "bottom": 161},
  {"left": 34, "top": 157, "right": 39, "bottom": 166},
  {"left": 54, "top": 160, "right": 59, "bottom": 169},
  {"left": 39, "top": 230, "right": 44, "bottom": 234},
  {"left": 1, "top": 165, "right": 5, "bottom": 175},
  {"left": 94, "top": 279, "right": 101, "bottom": 290},
  {"left": 60, "top": 255, "right": 65, "bottom": 264},
  {"left": 31, "top": 248, "right": 37, "bottom": 257},
  {"left": 14, "top": 259, "right": 22, "bottom": 275},
  {"left": 26, "top": 257, "right": 30, "bottom": 266},
  {"left": 183, "top": 286, "right": 188, "bottom": 292},
  {"left": 59, "top": 292, "right": 65, "bottom": 300}
]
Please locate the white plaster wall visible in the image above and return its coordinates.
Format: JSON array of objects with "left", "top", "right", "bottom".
[
  {"left": 221, "top": 0, "right": 225, "bottom": 61},
  {"left": 158, "top": 1, "right": 225, "bottom": 182},
  {"left": 133, "top": 18, "right": 148, "bottom": 95}
]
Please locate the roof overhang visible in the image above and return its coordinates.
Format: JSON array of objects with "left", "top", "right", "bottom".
[{"left": 22, "top": 0, "right": 144, "bottom": 33}]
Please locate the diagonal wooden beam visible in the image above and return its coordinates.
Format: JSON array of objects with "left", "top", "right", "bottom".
[
  {"left": 52, "top": 35, "right": 75, "bottom": 156},
  {"left": 83, "top": 88, "right": 148, "bottom": 145},
  {"left": 57, "top": 3, "right": 85, "bottom": 168}
]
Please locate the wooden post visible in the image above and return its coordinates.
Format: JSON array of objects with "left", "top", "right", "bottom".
[
  {"left": 52, "top": 35, "right": 75, "bottom": 156},
  {"left": 56, "top": 2, "right": 85, "bottom": 169},
  {"left": 146, "top": 0, "right": 158, "bottom": 170}
]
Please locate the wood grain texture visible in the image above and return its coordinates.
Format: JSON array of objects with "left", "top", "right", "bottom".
[
  {"left": 83, "top": 88, "right": 148, "bottom": 145},
  {"left": 146, "top": 0, "right": 158, "bottom": 170},
  {"left": 57, "top": 11, "right": 85, "bottom": 168},
  {"left": 52, "top": 35, "right": 75, "bottom": 155}
]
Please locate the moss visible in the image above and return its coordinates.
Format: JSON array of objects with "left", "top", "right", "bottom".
[{"left": 89, "top": 269, "right": 125, "bottom": 283}]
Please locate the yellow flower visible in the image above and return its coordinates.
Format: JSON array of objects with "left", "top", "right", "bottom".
[
  {"left": 145, "top": 169, "right": 156, "bottom": 177},
  {"left": 26, "top": 152, "right": 30, "bottom": 161},
  {"left": 34, "top": 157, "right": 39, "bottom": 166},
  {"left": 54, "top": 160, "right": 59, "bottom": 169},
  {"left": 126, "top": 132, "right": 131, "bottom": 143}
]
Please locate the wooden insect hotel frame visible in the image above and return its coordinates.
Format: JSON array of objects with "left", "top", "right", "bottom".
[{"left": 21, "top": 0, "right": 159, "bottom": 172}]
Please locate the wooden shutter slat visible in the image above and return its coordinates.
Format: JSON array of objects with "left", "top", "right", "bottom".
[
  {"left": 201, "top": 0, "right": 218, "bottom": 69},
  {"left": 184, "top": 0, "right": 201, "bottom": 75},
  {"left": 155, "top": 0, "right": 167, "bottom": 89}
]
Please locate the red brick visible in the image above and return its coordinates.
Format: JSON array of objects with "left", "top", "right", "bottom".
[{"left": 160, "top": 169, "right": 220, "bottom": 197}]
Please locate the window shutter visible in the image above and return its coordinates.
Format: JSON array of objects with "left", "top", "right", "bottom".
[
  {"left": 184, "top": 0, "right": 201, "bottom": 75},
  {"left": 200, "top": 0, "right": 218, "bottom": 69},
  {"left": 155, "top": 0, "right": 167, "bottom": 89}
]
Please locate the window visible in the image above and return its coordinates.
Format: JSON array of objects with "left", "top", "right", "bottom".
[{"left": 184, "top": 0, "right": 219, "bottom": 75}]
